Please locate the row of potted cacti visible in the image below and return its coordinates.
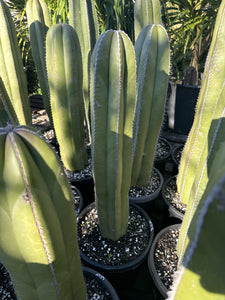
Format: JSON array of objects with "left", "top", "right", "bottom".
[
  {"left": 0, "top": 0, "right": 225, "bottom": 298},
  {"left": 0, "top": 0, "right": 169, "bottom": 298}
]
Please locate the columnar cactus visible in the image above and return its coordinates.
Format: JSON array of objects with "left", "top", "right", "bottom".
[
  {"left": 131, "top": 24, "right": 170, "bottom": 188},
  {"left": 69, "top": 0, "right": 99, "bottom": 136},
  {"left": 168, "top": 142, "right": 225, "bottom": 299},
  {"left": 134, "top": 0, "right": 162, "bottom": 40},
  {"left": 176, "top": 0, "right": 225, "bottom": 259},
  {"left": 0, "top": 126, "right": 86, "bottom": 299},
  {"left": 90, "top": 30, "right": 136, "bottom": 241},
  {"left": 46, "top": 23, "right": 87, "bottom": 172},
  {"left": 0, "top": 76, "right": 18, "bottom": 126},
  {"left": 26, "top": 0, "right": 52, "bottom": 124},
  {"left": 0, "top": 0, "right": 31, "bottom": 125}
]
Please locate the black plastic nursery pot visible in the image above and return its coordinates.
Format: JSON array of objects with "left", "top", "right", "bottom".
[
  {"left": 171, "top": 144, "right": 184, "bottom": 174},
  {"left": 70, "top": 175, "right": 95, "bottom": 208},
  {"left": 83, "top": 266, "right": 119, "bottom": 299},
  {"left": 77, "top": 202, "right": 154, "bottom": 274},
  {"left": 77, "top": 202, "right": 158, "bottom": 299},
  {"left": 129, "top": 168, "right": 164, "bottom": 209},
  {"left": 71, "top": 185, "right": 84, "bottom": 215},
  {"left": 173, "top": 84, "right": 199, "bottom": 135},
  {"left": 162, "top": 176, "right": 186, "bottom": 221},
  {"left": 154, "top": 138, "right": 172, "bottom": 174},
  {"left": 148, "top": 223, "right": 181, "bottom": 299}
]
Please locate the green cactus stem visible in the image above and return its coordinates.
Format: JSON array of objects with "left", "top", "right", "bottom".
[
  {"left": 0, "top": 0, "right": 31, "bottom": 125},
  {"left": 0, "top": 76, "right": 18, "bottom": 126},
  {"left": 168, "top": 142, "right": 225, "bottom": 299},
  {"left": 46, "top": 23, "right": 87, "bottom": 172},
  {"left": 69, "top": 0, "right": 99, "bottom": 139},
  {"left": 90, "top": 30, "right": 136, "bottom": 241},
  {"left": 177, "top": 0, "right": 225, "bottom": 205},
  {"left": 131, "top": 24, "right": 169, "bottom": 188},
  {"left": 134, "top": 0, "right": 162, "bottom": 40},
  {"left": 26, "top": 0, "right": 53, "bottom": 125},
  {"left": 175, "top": 0, "right": 225, "bottom": 259},
  {"left": 0, "top": 126, "right": 86, "bottom": 299}
]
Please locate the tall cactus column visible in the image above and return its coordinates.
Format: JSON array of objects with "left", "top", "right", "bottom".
[
  {"left": 168, "top": 142, "right": 225, "bottom": 299},
  {"left": 131, "top": 24, "right": 170, "bottom": 188},
  {"left": 46, "top": 23, "right": 87, "bottom": 172},
  {"left": 90, "top": 30, "right": 136, "bottom": 241},
  {"left": 0, "top": 126, "right": 86, "bottom": 299},
  {"left": 134, "top": 0, "right": 162, "bottom": 40},
  {"left": 26, "top": 0, "right": 52, "bottom": 124},
  {"left": 0, "top": 0, "right": 31, "bottom": 125},
  {"left": 176, "top": 0, "right": 225, "bottom": 260},
  {"left": 69, "top": 0, "right": 99, "bottom": 138}
]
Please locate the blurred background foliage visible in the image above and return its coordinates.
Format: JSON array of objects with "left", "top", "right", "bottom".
[{"left": 4, "top": 0, "right": 222, "bottom": 93}]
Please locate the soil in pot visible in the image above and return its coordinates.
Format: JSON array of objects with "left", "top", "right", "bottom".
[
  {"left": 162, "top": 176, "right": 186, "bottom": 220},
  {"left": 148, "top": 224, "right": 180, "bottom": 299},
  {"left": 83, "top": 266, "right": 119, "bottom": 299},
  {"left": 77, "top": 203, "right": 154, "bottom": 272},
  {"left": 129, "top": 168, "right": 163, "bottom": 204},
  {"left": 154, "top": 138, "right": 172, "bottom": 173},
  {"left": 77, "top": 203, "right": 156, "bottom": 299},
  {"left": 171, "top": 144, "right": 184, "bottom": 174},
  {"left": 0, "top": 264, "right": 119, "bottom": 300}
]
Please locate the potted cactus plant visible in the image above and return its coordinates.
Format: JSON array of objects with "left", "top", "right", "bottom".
[
  {"left": 76, "top": 29, "right": 154, "bottom": 281},
  {"left": 148, "top": 0, "right": 225, "bottom": 296},
  {"left": 129, "top": 22, "right": 170, "bottom": 206}
]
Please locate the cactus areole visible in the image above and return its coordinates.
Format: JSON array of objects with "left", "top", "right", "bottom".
[
  {"left": 0, "top": 126, "right": 86, "bottom": 300},
  {"left": 90, "top": 30, "right": 136, "bottom": 241}
]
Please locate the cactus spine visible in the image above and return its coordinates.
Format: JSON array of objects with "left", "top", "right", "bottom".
[
  {"left": 168, "top": 142, "right": 225, "bottom": 299},
  {"left": 0, "top": 0, "right": 31, "bottom": 125},
  {"left": 134, "top": 0, "right": 162, "bottom": 40},
  {"left": 131, "top": 24, "right": 170, "bottom": 187},
  {"left": 90, "top": 30, "right": 136, "bottom": 241},
  {"left": 176, "top": 0, "right": 225, "bottom": 259},
  {"left": 26, "top": 0, "right": 53, "bottom": 124},
  {"left": 0, "top": 126, "right": 86, "bottom": 299},
  {"left": 0, "top": 76, "right": 18, "bottom": 126},
  {"left": 69, "top": 0, "right": 99, "bottom": 136},
  {"left": 46, "top": 23, "right": 87, "bottom": 172}
]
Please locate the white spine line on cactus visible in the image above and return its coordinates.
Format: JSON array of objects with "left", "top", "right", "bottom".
[
  {"left": 8, "top": 131, "right": 61, "bottom": 300},
  {"left": 92, "top": 31, "right": 108, "bottom": 207},
  {"left": 84, "top": 0, "right": 91, "bottom": 51},
  {"left": 115, "top": 31, "right": 122, "bottom": 228},
  {"left": 168, "top": 173, "right": 225, "bottom": 300},
  {"left": 145, "top": 0, "right": 149, "bottom": 24},
  {"left": 132, "top": 25, "right": 154, "bottom": 164},
  {"left": 179, "top": 101, "right": 225, "bottom": 263},
  {"left": 0, "top": 8, "right": 14, "bottom": 101},
  {"left": 179, "top": 8, "right": 225, "bottom": 200}
]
